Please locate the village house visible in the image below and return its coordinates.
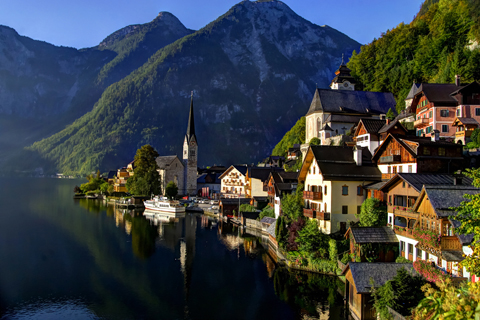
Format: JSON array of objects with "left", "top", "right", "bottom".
[
  {"left": 113, "top": 167, "right": 130, "bottom": 192},
  {"left": 372, "top": 133, "right": 464, "bottom": 180},
  {"left": 353, "top": 117, "right": 408, "bottom": 154},
  {"left": 219, "top": 165, "right": 248, "bottom": 198},
  {"left": 344, "top": 227, "right": 399, "bottom": 262},
  {"left": 298, "top": 145, "right": 382, "bottom": 234},
  {"left": 381, "top": 176, "right": 477, "bottom": 280},
  {"left": 266, "top": 171, "right": 298, "bottom": 218},
  {"left": 245, "top": 167, "right": 283, "bottom": 199},
  {"left": 343, "top": 263, "right": 417, "bottom": 320},
  {"left": 410, "top": 76, "right": 480, "bottom": 142},
  {"left": 196, "top": 171, "right": 221, "bottom": 198}
]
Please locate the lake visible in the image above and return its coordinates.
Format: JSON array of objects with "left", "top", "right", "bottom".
[{"left": 0, "top": 178, "right": 346, "bottom": 319}]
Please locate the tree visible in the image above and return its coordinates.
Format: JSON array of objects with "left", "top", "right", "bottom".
[
  {"left": 165, "top": 181, "right": 178, "bottom": 200},
  {"left": 258, "top": 206, "right": 275, "bottom": 220},
  {"left": 309, "top": 137, "right": 321, "bottom": 146},
  {"left": 275, "top": 216, "right": 288, "bottom": 249},
  {"left": 239, "top": 203, "right": 256, "bottom": 212},
  {"left": 356, "top": 198, "right": 387, "bottom": 227},
  {"left": 451, "top": 168, "right": 480, "bottom": 276},
  {"left": 296, "top": 219, "right": 328, "bottom": 254},
  {"left": 126, "top": 145, "right": 161, "bottom": 196},
  {"left": 386, "top": 108, "right": 396, "bottom": 120}
]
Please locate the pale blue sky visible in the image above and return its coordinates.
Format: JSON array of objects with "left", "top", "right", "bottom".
[{"left": 0, "top": 0, "right": 424, "bottom": 49}]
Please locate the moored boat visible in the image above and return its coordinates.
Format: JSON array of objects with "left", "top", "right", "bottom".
[{"left": 143, "top": 196, "right": 186, "bottom": 214}]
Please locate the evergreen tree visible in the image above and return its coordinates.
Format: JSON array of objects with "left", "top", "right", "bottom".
[
  {"left": 165, "top": 181, "right": 178, "bottom": 200},
  {"left": 356, "top": 198, "right": 387, "bottom": 227}
]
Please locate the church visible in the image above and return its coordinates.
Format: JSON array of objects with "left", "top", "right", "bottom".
[
  {"left": 156, "top": 93, "right": 198, "bottom": 196},
  {"left": 301, "top": 57, "right": 396, "bottom": 156}
]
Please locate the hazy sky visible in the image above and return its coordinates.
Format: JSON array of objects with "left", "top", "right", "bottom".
[{"left": 0, "top": 0, "right": 424, "bottom": 49}]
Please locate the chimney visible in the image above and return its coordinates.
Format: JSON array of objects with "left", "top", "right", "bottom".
[
  {"left": 386, "top": 118, "right": 390, "bottom": 125},
  {"left": 455, "top": 74, "right": 461, "bottom": 86},
  {"left": 354, "top": 147, "right": 362, "bottom": 166},
  {"left": 453, "top": 175, "right": 463, "bottom": 185},
  {"left": 431, "top": 129, "right": 440, "bottom": 142}
]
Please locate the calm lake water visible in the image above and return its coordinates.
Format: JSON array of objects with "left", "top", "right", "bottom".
[{"left": 0, "top": 178, "right": 346, "bottom": 320}]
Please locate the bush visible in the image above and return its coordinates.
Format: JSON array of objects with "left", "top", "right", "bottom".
[{"left": 396, "top": 256, "right": 410, "bottom": 263}]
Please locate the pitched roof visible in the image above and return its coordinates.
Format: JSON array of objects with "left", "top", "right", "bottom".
[
  {"left": 380, "top": 173, "right": 473, "bottom": 193},
  {"left": 260, "top": 217, "right": 276, "bottom": 225},
  {"left": 413, "top": 185, "right": 479, "bottom": 218},
  {"left": 453, "top": 117, "right": 479, "bottom": 126},
  {"left": 450, "top": 219, "right": 474, "bottom": 245},
  {"left": 218, "top": 165, "right": 249, "bottom": 179},
  {"left": 156, "top": 155, "right": 182, "bottom": 169},
  {"left": 357, "top": 118, "right": 387, "bottom": 134},
  {"left": 249, "top": 167, "right": 284, "bottom": 182},
  {"left": 378, "top": 117, "right": 407, "bottom": 134},
  {"left": 449, "top": 81, "right": 480, "bottom": 96},
  {"left": 309, "top": 146, "right": 381, "bottom": 181},
  {"left": 344, "top": 263, "right": 417, "bottom": 293},
  {"left": 415, "top": 83, "right": 459, "bottom": 105},
  {"left": 347, "top": 227, "right": 398, "bottom": 244},
  {"left": 307, "top": 89, "right": 396, "bottom": 116},
  {"left": 185, "top": 94, "right": 197, "bottom": 144},
  {"left": 266, "top": 220, "right": 276, "bottom": 238},
  {"left": 364, "top": 181, "right": 386, "bottom": 190},
  {"left": 406, "top": 82, "right": 421, "bottom": 100}
]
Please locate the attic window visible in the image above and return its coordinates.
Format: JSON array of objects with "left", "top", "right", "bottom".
[
  {"left": 366, "top": 108, "right": 370, "bottom": 113},
  {"left": 339, "top": 106, "right": 344, "bottom": 111}
]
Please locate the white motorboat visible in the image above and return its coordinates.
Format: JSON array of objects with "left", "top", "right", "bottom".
[{"left": 143, "top": 196, "right": 186, "bottom": 214}]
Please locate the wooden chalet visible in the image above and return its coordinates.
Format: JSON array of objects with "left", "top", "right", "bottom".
[
  {"left": 344, "top": 227, "right": 398, "bottom": 262},
  {"left": 353, "top": 118, "right": 407, "bottom": 154},
  {"left": 411, "top": 185, "right": 477, "bottom": 278},
  {"left": 343, "top": 263, "right": 416, "bottom": 320},
  {"left": 372, "top": 133, "right": 464, "bottom": 180}
]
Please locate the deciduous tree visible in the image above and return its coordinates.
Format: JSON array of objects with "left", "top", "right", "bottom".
[
  {"left": 165, "top": 181, "right": 178, "bottom": 200},
  {"left": 126, "top": 145, "right": 161, "bottom": 196}
]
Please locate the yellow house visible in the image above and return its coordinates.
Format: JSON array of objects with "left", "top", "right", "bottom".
[{"left": 298, "top": 145, "right": 382, "bottom": 234}]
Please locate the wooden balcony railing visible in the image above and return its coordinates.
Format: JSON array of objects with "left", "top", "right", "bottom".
[
  {"left": 317, "top": 211, "right": 331, "bottom": 220},
  {"left": 414, "top": 118, "right": 429, "bottom": 128},
  {"left": 393, "top": 226, "right": 415, "bottom": 239},
  {"left": 379, "top": 155, "right": 401, "bottom": 164},
  {"left": 388, "top": 206, "right": 419, "bottom": 219},
  {"left": 441, "top": 236, "right": 462, "bottom": 251},
  {"left": 382, "top": 173, "right": 395, "bottom": 180},
  {"left": 303, "top": 208, "right": 316, "bottom": 219},
  {"left": 303, "top": 191, "right": 322, "bottom": 201}
]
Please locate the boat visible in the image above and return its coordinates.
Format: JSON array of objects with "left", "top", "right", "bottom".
[{"left": 143, "top": 196, "right": 186, "bottom": 214}]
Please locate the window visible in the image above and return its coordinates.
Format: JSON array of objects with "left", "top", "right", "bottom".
[
  {"left": 440, "top": 109, "right": 449, "bottom": 117},
  {"left": 342, "top": 186, "right": 348, "bottom": 195},
  {"left": 408, "top": 243, "right": 414, "bottom": 257},
  {"left": 439, "top": 147, "right": 445, "bottom": 156},
  {"left": 402, "top": 181, "right": 406, "bottom": 188},
  {"left": 442, "top": 125, "right": 449, "bottom": 133},
  {"left": 401, "top": 241, "right": 405, "bottom": 252},
  {"left": 423, "top": 147, "right": 430, "bottom": 155},
  {"left": 457, "top": 109, "right": 461, "bottom": 116},
  {"left": 371, "top": 190, "right": 374, "bottom": 198},
  {"left": 398, "top": 166, "right": 403, "bottom": 173},
  {"left": 389, "top": 216, "right": 392, "bottom": 224},
  {"left": 357, "top": 206, "right": 361, "bottom": 215},
  {"left": 393, "top": 166, "right": 397, "bottom": 174},
  {"left": 416, "top": 248, "right": 423, "bottom": 259},
  {"left": 388, "top": 166, "right": 391, "bottom": 174},
  {"left": 408, "top": 165, "right": 412, "bottom": 173},
  {"left": 429, "top": 111, "right": 433, "bottom": 118},
  {"left": 313, "top": 167, "right": 315, "bottom": 174},
  {"left": 357, "top": 186, "right": 363, "bottom": 196},
  {"left": 342, "top": 206, "right": 348, "bottom": 214},
  {"left": 426, "top": 126, "right": 432, "bottom": 134},
  {"left": 476, "top": 108, "right": 480, "bottom": 116},
  {"left": 324, "top": 186, "right": 327, "bottom": 195}
]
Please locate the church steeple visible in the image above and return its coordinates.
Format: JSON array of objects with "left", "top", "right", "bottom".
[
  {"left": 330, "top": 54, "right": 356, "bottom": 91},
  {"left": 185, "top": 92, "right": 197, "bottom": 145}
]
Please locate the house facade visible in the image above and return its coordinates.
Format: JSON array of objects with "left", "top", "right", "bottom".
[
  {"left": 156, "top": 155, "right": 184, "bottom": 196},
  {"left": 372, "top": 134, "right": 464, "bottom": 180},
  {"left": 298, "top": 146, "right": 381, "bottom": 234},
  {"left": 219, "top": 165, "right": 248, "bottom": 198},
  {"left": 266, "top": 171, "right": 298, "bottom": 218}
]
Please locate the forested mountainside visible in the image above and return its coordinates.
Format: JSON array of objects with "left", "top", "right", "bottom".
[
  {"left": 347, "top": 0, "right": 480, "bottom": 110},
  {"left": 16, "top": 0, "right": 359, "bottom": 175},
  {"left": 0, "top": 13, "right": 194, "bottom": 172},
  {"left": 271, "top": 0, "right": 480, "bottom": 156}
]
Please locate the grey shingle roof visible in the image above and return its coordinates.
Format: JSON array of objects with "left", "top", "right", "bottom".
[
  {"left": 249, "top": 167, "right": 283, "bottom": 182},
  {"left": 441, "top": 250, "right": 464, "bottom": 261},
  {"left": 349, "top": 227, "right": 398, "bottom": 244},
  {"left": 359, "top": 118, "right": 387, "bottom": 134},
  {"left": 406, "top": 82, "right": 421, "bottom": 100},
  {"left": 307, "top": 89, "right": 396, "bottom": 116},
  {"left": 311, "top": 146, "right": 382, "bottom": 181},
  {"left": 378, "top": 118, "right": 407, "bottom": 134},
  {"left": 156, "top": 155, "right": 181, "bottom": 169},
  {"left": 450, "top": 219, "right": 474, "bottom": 245},
  {"left": 260, "top": 217, "right": 276, "bottom": 225},
  {"left": 454, "top": 117, "right": 479, "bottom": 125},
  {"left": 364, "top": 181, "right": 386, "bottom": 190},
  {"left": 347, "top": 263, "right": 417, "bottom": 293},
  {"left": 267, "top": 221, "right": 276, "bottom": 238},
  {"left": 423, "top": 186, "right": 479, "bottom": 216},
  {"left": 417, "top": 83, "right": 460, "bottom": 105},
  {"left": 380, "top": 173, "right": 474, "bottom": 193}
]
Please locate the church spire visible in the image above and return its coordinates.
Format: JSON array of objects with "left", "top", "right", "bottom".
[{"left": 186, "top": 91, "right": 196, "bottom": 144}]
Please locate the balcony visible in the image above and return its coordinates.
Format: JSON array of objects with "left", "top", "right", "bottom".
[
  {"left": 382, "top": 173, "right": 395, "bottom": 180},
  {"left": 303, "top": 208, "right": 316, "bottom": 219},
  {"left": 303, "top": 191, "right": 322, "bottom": 201},
  {"left": 389, "top": 206, "right": 419, "bottom": 219},
  {"left": 317, "top": 211, "right": 330, "bottom": 220},
  {"left": 379, "top": 155, "right": 401, "bottom": 164},
  {"left": 414, "top": 118, "right": 430, "bottom": 128},
  {"left": 393, "top": 226, "right": 414, "bottom": 238}
]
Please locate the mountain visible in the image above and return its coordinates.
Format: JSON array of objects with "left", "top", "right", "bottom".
[
  {"left": 8, "top": 0, "right": 360, "bottom": 175},
  {"left": 0, "top": 13, "right": 194, "bottom": 170},
  {"left": 347, "top": 0, "right": 480, "bottom": 110}
]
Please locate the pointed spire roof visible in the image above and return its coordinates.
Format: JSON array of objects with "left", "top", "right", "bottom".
[{"left": 186, "top": 92, "right": 197, "bottom": 144}]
